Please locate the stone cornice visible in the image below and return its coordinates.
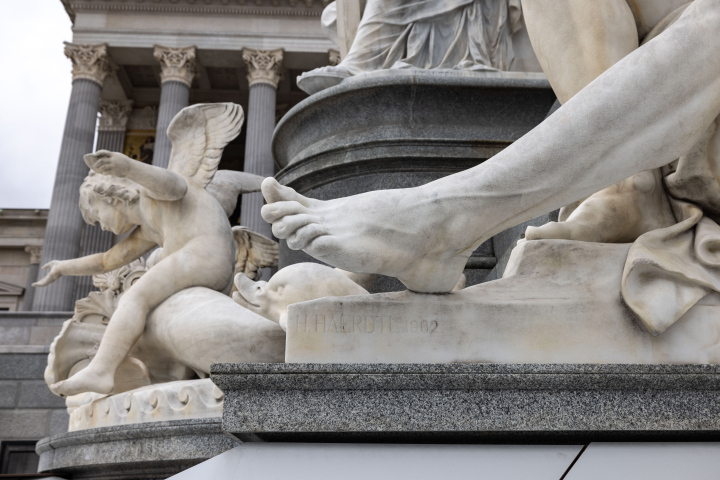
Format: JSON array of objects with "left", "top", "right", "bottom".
[
  {"left": 64, "top": 42, "right": 113, "bottom": 85},
  {"left": 243, "top": 48, "right": 284, "bottom": 88},
  {"left": 153, "top": 45, "right": 198, "bottom": 87},
  {"left": 99, "top": 100, "right": 134, "bottom": 132},
  {"left": 63, "top": 0, "right": 324, "bottom": 19}
]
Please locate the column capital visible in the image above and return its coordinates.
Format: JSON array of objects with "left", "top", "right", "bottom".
[
  {"left": 24, "top": 245, "right": 43, "bottom": 264},
  {"left": 64, "top": 42, "right": 113, "bottom": 86},
  {"left": 242, "top": 48, "right": 284, "bottom": 88},
  {"left": 153, "top": 45, "right": 198, "bottom": 87},
  {"left": 98, "top": 100, "right": 134, "bottom": 132}
]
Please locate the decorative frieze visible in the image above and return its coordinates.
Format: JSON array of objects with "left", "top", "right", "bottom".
[
  {"left": 242, "top": 48, "right": 284, "bottom": 88},
  {"left": 98, "top": 100, "right": 134, "bottom": 132},
  {"left": 24, "top": 245, "right": 43, "bottom": 265},
  {"left": 64, "top": 42, "right": 113, "bottom": 85},
  {"left": 153, "top": 45, "right": 198, "bottom": 87},
  {"left": 127, "top": 106, "right": 159, "bottom": 131}
]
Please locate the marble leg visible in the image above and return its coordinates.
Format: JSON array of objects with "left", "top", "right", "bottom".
[{"left": 262, "top": 0, "right": 720, "bottom": 292}]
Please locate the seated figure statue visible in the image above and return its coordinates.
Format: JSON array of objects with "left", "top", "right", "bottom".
[
  {"left": 298, "top": 0, "right": 523, "bottom": 94},
  {"left": 262, "top": 0, "right": 720, "bottom": 337},
  {"left": 34, "top": 103, "right": 264, "bottom": 396}
]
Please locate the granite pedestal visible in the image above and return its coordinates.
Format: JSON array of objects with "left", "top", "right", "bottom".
[
  {"left": 36, "top": 418, "right": 239, "bottom": 479},
  {"left": 212, "top": 363, "right": 720, "bottom": 444}
]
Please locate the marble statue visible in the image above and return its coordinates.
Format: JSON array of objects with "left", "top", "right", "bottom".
[
  {"left": 262, "top": 0, "right": 720, "bottom": 338},
  {"left": 34, "top": 103, "right": 283, "bottom": 397},
  {"left": 298, "top": 0, "right": 523, "bottom": 94}
]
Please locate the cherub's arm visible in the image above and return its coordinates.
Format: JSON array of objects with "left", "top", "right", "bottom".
[
  {"left": 33, "top": 228, "right": 156, "bottom": 287},
  {"left": 84, "top": 150, "right": 188, "bottom": 201}
]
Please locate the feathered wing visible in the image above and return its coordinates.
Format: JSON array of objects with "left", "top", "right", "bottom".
[
  {"left": 232, "top": 226, "right": 279, "bottom": 280},
  {"left": 166, "top": 103, "right": 244, "bottom": 188}
]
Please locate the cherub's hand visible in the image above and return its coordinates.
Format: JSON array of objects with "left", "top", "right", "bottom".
[
  {"left": 84, "top": 150, "right": 132, "bottom": 178},
  {"left": 32, "top": 260, "right": 65, "bottom": 287}
]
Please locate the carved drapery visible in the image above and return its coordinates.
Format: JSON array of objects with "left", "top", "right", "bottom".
[
  {"left": 153, "top": 45, "right": 198, "bottom": 87},
  {"left": 242, "top": 48, "right": 284, "bottom": 88},
  {"left": 64, "top": 42, "right": 113, "bottom": 86}
]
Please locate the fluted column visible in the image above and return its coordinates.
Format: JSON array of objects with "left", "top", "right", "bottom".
[
  {"left": 152, "top": 45, "right": 197, "bottom": 169},
  {"left": 74, "top": 99, "right": 133, "bottom": 301},
  {"left": 22, "top": 246, "right": 42, "bottom": 311},
  {"left": 240, "top": 48, "right": 284, "bottom": 239},
  {"left": 34, "top": 43, "right": 112, "bottom": 311}
]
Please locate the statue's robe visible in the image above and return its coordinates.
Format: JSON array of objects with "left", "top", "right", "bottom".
[{"left": 335, "top": 0, "right": 523, "bottom": 74}]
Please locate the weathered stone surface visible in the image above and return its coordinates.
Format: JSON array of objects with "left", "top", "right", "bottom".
[
  {"left": 18, "top": 381, "right": 66, "bottom": 409},
  {"left": 37, "top": 418, "right": 239, "bottom": 479},
  {"left": 0, "top": 354, "right": 49, "bottom": 379},
  {"left": 213, "top": 363, "right": 720, "bottom": 443},
  {"left": 0, "top": 381, "right": 18, "bottom": 408},
  {"left": 0, "top": 409, "right": 51, "bottom": 439}
]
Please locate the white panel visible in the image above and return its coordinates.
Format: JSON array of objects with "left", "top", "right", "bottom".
[
  {"left": 170, "top": 443, "right": 581, "bottom": 480},
  {"left": 566, "top": 443, "right": 720, "bottom": 480}
]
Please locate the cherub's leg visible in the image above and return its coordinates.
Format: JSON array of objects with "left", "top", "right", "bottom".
[
  {"left": 52, "top": 244, "right": 232, "bottom": 396},
  {"left": 263, "top": 0, "right": 720, "bottom": 293}
]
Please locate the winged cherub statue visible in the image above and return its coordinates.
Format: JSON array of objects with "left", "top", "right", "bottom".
[{"left": 34, "top": 103, "right": 257, "bottom": 397}]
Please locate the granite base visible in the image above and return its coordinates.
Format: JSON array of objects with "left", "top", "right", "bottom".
[
  {"left": 36, "top": 418, "right": 239, "bottom": 479},
  {"left": 212, "top": 363, "right": 720, "bottom": 443}
]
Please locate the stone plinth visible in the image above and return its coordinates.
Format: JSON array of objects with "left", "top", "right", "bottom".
[
  {"left": 281, "top": 240, "right": 720, "bottom": 365},
  {"left": 272, "top": 69, "right": 556, "bottom": 290},
  {"left": 36, "top": 418, "right": 238, "bottom": 479},
  {"left": 212, "top": 363, "right": 720, "bottom": 443}
]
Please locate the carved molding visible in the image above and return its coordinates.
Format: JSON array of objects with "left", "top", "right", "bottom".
[
  {"left": 64, "top": 42, "right": 113, "bottom": 85},
  {"left": 153, "top": 45, "right": 198, "bottom": 87},
  {"left": 243, "top": 48, "right": 284, "bottom": 88},
  {"left": 98, "top": 100, "right": 134, "bottom": 132},
  {"left": 24, "top": 246, "right": 43, "bottom": 264},
  {"left": 68, "top": 379, "right": 223, "bottom": 431},
  {"left": 127, "top": 106, "right": 159, "bottom": 131},
  {"left": 328, "top": 49, "right": 341, "bottom": 66},
  {"left": 64, "top": 0, "right": 324, "bottom": 18}
]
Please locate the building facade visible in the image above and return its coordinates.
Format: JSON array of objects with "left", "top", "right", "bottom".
[{"left": 1, "top": 1, "right": 334, "bottom": 473}]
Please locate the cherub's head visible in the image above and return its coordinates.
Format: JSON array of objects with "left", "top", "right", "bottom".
[{"left": 78, "top": 171, "right": 140, "bottom": 235}]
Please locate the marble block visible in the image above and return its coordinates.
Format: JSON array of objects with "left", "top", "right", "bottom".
[{"left": 285, "top": 240, "right": 720, "bottom": 364}]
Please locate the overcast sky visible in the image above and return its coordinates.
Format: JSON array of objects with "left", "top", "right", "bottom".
[{"left": 0, "top": 1, "right": 73, "bottom": 209}]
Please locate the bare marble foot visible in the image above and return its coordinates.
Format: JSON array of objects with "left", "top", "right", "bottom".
[
  {"left": 260, "top": 178, "right": 475, "bottom": 293},
  {"left": 51, "top": 365, "right": 115, "bottom": 397},
  {"left": 525, "top": 170, "right": 676, "bottom": 243},
  {"left": 296, "top": 65, "right": 352, "bottom": 95}
]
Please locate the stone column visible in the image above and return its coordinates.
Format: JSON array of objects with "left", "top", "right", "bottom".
[
  {"left": 22, "top": 246, "right": 42, "bottom": 311},
  {"left": 152, "top": 45, "right": 198, "bottom": 169},
  {"left": 33, "top": 43, "right": 112, "bottom": 312},
  {"left": 74, "top": 99, "right": 133, "bottom": 301},
  {"left": 240, "top": 48, "right": 284, "bottom": 239}
]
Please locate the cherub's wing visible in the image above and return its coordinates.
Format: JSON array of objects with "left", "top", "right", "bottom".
[
  {"left": 166, "top": 103, "right": 244, "bottom": 188},
  {"left": 206, "top": 170, "right": 265, "bottom": 217},
  {"left": 232, "top": 226, "right": 279, "bottom": 280}
]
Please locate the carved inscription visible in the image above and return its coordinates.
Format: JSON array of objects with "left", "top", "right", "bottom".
[{"left": 289, "top": 314, "right": 439, "bottom": 334}]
